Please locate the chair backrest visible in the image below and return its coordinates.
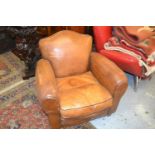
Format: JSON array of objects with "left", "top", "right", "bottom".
[
  {"left": 39, "top": 30, "right": 92, "bottom": 78},
  {"left": 93, "top": 26, "right": 112, "bottom": 51}
]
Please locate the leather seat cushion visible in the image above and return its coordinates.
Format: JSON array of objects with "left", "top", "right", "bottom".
[{"left": 57, "top": 72, "right": 113, "bottom": 118}]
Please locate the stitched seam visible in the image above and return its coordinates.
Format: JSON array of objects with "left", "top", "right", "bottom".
[
  {"left": 60, "top": 97, "right": 112, "bottom": 112},
  {"left": 61, "top": 108, "right": 109, "bottom": 119}
]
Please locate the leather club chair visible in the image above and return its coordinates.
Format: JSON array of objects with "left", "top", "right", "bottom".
[{"left": 35, "top": 30, "right": 128, "bottom": 128}]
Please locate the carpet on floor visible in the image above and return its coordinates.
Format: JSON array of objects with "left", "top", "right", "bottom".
[
  {"left": 0, "top": 51, "right": 25, "bottom": 92},
  {"left": 0, "top": 52, "right": 95, "bottom": 129}
]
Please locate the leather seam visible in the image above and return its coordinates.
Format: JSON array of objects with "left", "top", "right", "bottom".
[
  {"left": 61, "top": 108, "right": 109, "bottom": 119},
  {"left": 60, "top": 97, "right": 112, "bottom": 112}
]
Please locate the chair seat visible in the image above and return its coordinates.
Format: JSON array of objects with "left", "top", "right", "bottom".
[{"left": 57, "top": 72, "right": 113, "bottom": 118}]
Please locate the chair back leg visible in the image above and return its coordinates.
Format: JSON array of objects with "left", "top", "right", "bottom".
[{"left": 133, "top": 75, "right": 139, "bottom": 92}]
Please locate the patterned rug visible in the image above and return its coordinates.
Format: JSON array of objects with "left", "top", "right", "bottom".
[
  {"left": 0, "top": 52, "right": 95, "bottom": 129},
  {"left": 0, "top": 51, "right": 25, "bottom": 92}
]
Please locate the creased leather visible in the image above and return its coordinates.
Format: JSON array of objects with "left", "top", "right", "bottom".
[
  {"left": 57, "top": 72, "right": 112, "bottom": 118},
  {"left": 39, "top": 30, "right": 92, "bottom": 78},
  {"left": 36, "top": 59, "right": 59, "bottom": 113},
  {"left": 90, "top": 52, "right": 128, "bottom": 113},
  {"left": 36, "top": 30, "right": 128, "bottom": 128},
  {"left": 36, "top": 59, "right": 61, "bottom": 128}
]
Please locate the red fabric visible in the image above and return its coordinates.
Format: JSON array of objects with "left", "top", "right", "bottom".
[
  {"left": 100, "top": 50, "right": 143, "bottom": 77},
  {"left": 120, "top": 40, "right": 147, "bottom": 61},
  {"left": 106, "top": 37, "right": 147, "bottom": 62},
  {"left": 93, "top": 26, "right": 144, "bottom": 77},
  {"left": 93, "top": 26, "right": 112, "bottom": 51}
]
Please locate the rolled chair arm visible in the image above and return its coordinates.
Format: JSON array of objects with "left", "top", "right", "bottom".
[
  {"left": 35, "top": 59, "right": 59, "bottom": 114},
  {"left": 90, "top": 52, "right": 128, "bottom": 114}
]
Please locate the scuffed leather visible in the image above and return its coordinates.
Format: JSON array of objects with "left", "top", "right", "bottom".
[
  {"left": 36, "top": 59, "right": 59, "bottom": 113},
  {"left": 39, "top": 30, "right": 92, "bottom": 78},
  {"left": 57, "top": 71, "right": 99, "bottom": 90},
  {"left": 36, "top": 59, "right": 61, "bottom": 128},
  {"left": 90, "top": 52, "right": 128, "bottom": 113},
  {"left": 57, "top": 72, "right": 112, "bottom": 118},
  {"left": 61, "top": 109, "right": 108, "bottom": 126},
  {"left": 36, "top": 30, "right": 128, "bottom": 128}
]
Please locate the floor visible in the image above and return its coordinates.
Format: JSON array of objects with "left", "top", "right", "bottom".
[
  {"left": 1, "top": 51, "right": 155, "bottom": 129},
  {"left": 91, "top": 73, "right": 155, "bottom": 128}
]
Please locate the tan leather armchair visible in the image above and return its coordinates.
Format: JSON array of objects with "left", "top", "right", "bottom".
[{"left": 35, "top": 30, "right": 128, "bottom": 128}]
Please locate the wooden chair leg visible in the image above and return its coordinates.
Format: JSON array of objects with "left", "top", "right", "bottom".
[{"left": 48, "top": 113, "right": 61, "bottom": 129}]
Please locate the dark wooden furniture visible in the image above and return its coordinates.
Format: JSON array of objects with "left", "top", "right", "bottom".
[
  {"left": 37, "top": 26, "right": 87, "bottom": 36},
  {"left": 8, "top": 26, "right": 90, "bottom": 79}
]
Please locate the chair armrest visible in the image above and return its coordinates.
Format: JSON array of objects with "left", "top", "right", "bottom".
[
  {"left": 35, "top": 59, "right": 59, "bottom": 114},
  {"left": 90, "top": 52, "right": 128, "bottom": 114}
]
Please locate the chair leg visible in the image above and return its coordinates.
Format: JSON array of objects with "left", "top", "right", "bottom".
[
  {"left": 48, "top": 114, "right": 61, "bottom": 129},
  {"left": 133, "top": 75, "right": 139, "bottom": 91}
]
